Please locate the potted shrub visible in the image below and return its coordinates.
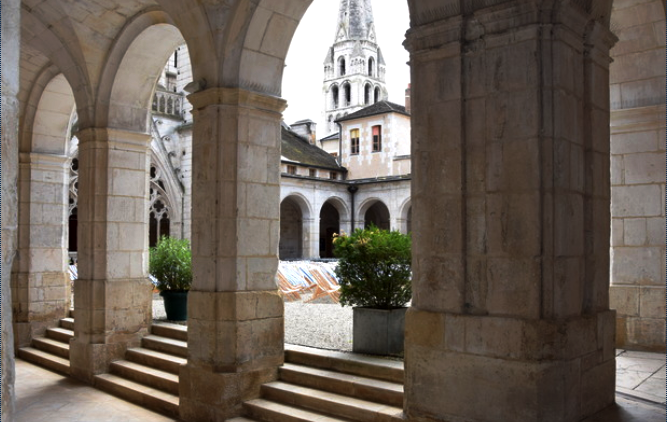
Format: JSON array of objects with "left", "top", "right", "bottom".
[
  {"left": 149, "top": 236, "right": 192, "bottom": 321},
  {"left": 333, "top": 225, "right": 411, "bottom": 355}
]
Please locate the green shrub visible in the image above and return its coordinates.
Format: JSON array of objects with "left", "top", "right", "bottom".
[
  {"left": 333, "top": 225, "right": 411, "bottom": 309},
  {"left": 149, "top": 236, "right": 192, "bottom": 292}
]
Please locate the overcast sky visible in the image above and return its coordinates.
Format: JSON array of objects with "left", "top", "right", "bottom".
[{"left": 281, "top": 0, "right": 411, "bottom": 126}]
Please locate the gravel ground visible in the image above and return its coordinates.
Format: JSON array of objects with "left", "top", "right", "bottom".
[{"left": 153, "top": 294, "right": 354, "bottom": 351}]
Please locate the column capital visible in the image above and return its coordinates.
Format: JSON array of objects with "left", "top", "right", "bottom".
[
  {"left": 187, "top": 87, "right": 287, "bottom": 115},
  {"left": 75, "top": 127, "right": 151, "bottom": 152},
  {"left": 18, "top": 152, "right": 69, "bottom": 169}
]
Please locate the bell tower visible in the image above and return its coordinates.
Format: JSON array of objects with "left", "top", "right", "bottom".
[{"left": 322, "top": 0, "right": 388, "bottom": 135}]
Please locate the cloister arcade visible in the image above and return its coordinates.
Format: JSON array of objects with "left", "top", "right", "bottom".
[{"left": 1, "top": 0, "right": 664, "bottom": 421}]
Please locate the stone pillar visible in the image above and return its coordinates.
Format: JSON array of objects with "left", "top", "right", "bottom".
[
  {"left": 69, "top": 128, "right": 153, "bottom": 382},
  {"left": 609, "top": 105, "right": 666, "bottom": 351},
  {"left": 404, "top": 3, "right": 617, "bottom": 422},
  {"left": 12, "top": 152, "right": 70, "bottom": 347},
  {"left": 1, "top": 0, "right": 20, "bottom": 418},
  {"left": 304, "top": 217, "right": 320, "bottom": 259},
  {"left": 179, "top": 87, "right": 286, "bottom": 421}
]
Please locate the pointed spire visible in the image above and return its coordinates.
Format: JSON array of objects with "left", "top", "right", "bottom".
[{"left": 335, "top": 0, "right": 375, "bottom": 41}]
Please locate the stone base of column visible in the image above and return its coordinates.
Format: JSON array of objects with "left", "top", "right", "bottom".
[
  {"left": 610, "top": 284, "right": 666, "bottom": 352},
  {"left": 405, "top": 308, "right": 616, "bottom": 422},
  {"left": 179, "top": 290, "right": 284, "bottom": 421},
  {"left": 12, "top": 271, "right": 71, "bottom": 347},
  {"left": 70, "top": 278, "right": 153, "bottom": 383}
]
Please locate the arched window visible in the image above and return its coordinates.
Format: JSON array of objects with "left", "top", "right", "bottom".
[
  {"left": 343, "top": 83, "right": 351, "bottom": 107},
  {"left": 374, "top": 87, "right": 381, "bottom": 103},
  {"left": 332, "top": 85, "right": 339, "bottom": 109},
  {"left": 338, "top": 56, "right": 346, "bottom": 77},
  {"left": 368, "top": 57, "right": 375, "bottom": 77},
  {"left": 159, "top": 95, "right": 166, "bottom": 113},
  {"left": 364, "top": 83, "right": 372, "bottom": 105}
]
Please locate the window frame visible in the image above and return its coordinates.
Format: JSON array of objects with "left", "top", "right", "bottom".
[
  {"left": 350, "top": 129, "right": 360, "bottom": 155},
  {"left": 372, "top": 125, "right": 382, "bottom": 152}
]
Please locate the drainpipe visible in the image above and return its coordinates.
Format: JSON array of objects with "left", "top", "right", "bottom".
[
  {"left": 336, "top": 121, "right": 343, "bottom": 166},
  {"left": 347, "top": 185, "right": 358, "bottom": 232}
]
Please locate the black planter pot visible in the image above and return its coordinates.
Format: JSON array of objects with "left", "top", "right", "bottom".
[
  {"left": 353, "top": 307, "right": 407, "bottom": 356},
  {"left": 160, "top": 290, "right": 188, "bottom": 321}
]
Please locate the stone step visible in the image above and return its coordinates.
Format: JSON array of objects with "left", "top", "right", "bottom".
[
  {"left": 279, "top": 363, "right": 403, "bottom": 407},
  {"left": 244, "top": 398, "right": 348, "bottom": 422},
  {"left": 94, "top": 373, "right": 179, "bottom": 417},
  {"left": 46, "top": 327, "right": 74, "bottom": 343},
  {"left": 18, "top": 347, "right": 70, "bottom": 376},
  {"left": 285, "top": 345, "right": 404, "bottom": 384},
  {"left": 60, "top": 317, "right": 75, "bottom": 330},
  {"left": 151, "top": 322, "right": 188, "bottom": 342},
  {"left": 261, "top": 381, "right": 403, "bottom": 422},
  {"left": 32, "top": 336, "right": 70, "bottom": 359},
  {"left": 109, "top": 360, "right": 180, "bottom": 395},
  {"left": 69, "top": 309, "right": 75, "bottom": 319},
  {"left": 126, "top": 347, "right": 186, "bottom": 375},
  {"left": 142, "top": 335, "right": 188, "bottom": 358}
]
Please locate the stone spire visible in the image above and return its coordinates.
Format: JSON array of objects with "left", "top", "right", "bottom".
[
  {"left": 321, "top": 0, "right": 387, "bottom": 136},
  {"left": 335, "top": 0, "right": 376, "bottom": 41}
]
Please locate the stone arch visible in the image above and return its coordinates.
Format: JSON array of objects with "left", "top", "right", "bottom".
[
  {"left": 359, "top": 198, "right": 391, "bottom": 230},
  {"left": 338, "top": 56, "right": 347, "bottom": 77},
  {"left": 99, "top": 17, "right": 186, "bottom": 133},
  {"left": 399, "top": 198, "right": 412, "bottom": 234},
  {"left": 331, "top": 84, "right": 340, "bottom": 109},
  {"left": 319, "top": 196, "right": 350, "bottom": 258},
  {"left": 279, "top": 194, "right": 313, "bottom": 260}
]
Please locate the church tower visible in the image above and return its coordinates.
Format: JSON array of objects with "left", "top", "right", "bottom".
[{"left": 322, "top": 0, "right": 388, "bottom": 135}]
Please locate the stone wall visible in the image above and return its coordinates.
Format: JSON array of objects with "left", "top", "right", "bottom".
[
  {"left": 610, "top": 105, "right": 666, "bottom": 351},
  {"left": 1, "top": 0, "right": 21, "bottom": 418}
]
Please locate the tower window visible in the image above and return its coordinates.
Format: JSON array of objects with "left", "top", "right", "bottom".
[
  {"left": 332, "top": 85, "right": 339, "bottom": 109},
  {"left": 350, "top": 129, "right": 360, "bottom": 155},
  {"left": 364, "top": 84, "right": 372, "bottom": 105},
  {"left": 368, "top": 57, "right": 375, "bottom": 77},
  {"left": 374, "top": 87, "right": 381, "bottom": 103},
  {"left": 344, "top": 83, "right": 351, "bottom": 107},
  {"left": 338, "top": 56, "right": 346, "bottom": 76},
  {"left": 372, "top": 125, "right": 382, "bottom": 152}
]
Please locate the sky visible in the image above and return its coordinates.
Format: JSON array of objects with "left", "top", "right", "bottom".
[{"left": 281, "top": 0, "right": 411, "bottom": 127}]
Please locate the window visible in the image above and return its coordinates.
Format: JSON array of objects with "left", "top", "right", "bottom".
[
  {"left": 332, "top": 85, "right": 339, "bottom": 109},
  {"left": 309, "top": 169, "right": 317, "bottom": 177},
  {"left": 350, "top": 129, "right": 360, "bottom": 155},
  {"left": 343, "top": 83, "right": 351, "bottom": 107},
  {"left": 368, "top": 57, "right": 375, "bottom": 77},
  {"left": 287, "top": 165, "right": 297, "bottom": 175},
  {"left": 364, "top": 84, "right": 372, "bottom": 105},
  {"left": 372, "top": 125, "right": 382, "bottom": 152},
  {"left": 338, "top": 56, "right": 346, "bottom": 76},
  {"left": 329, "top": 172, "right": 338, "bottom": 180}
]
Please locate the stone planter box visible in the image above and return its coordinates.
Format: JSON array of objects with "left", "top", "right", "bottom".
[{"left": 353, "top": 307, "right": 407, "bottom": 356}]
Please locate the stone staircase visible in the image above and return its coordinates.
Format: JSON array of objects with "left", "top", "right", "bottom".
[
  {"left": 18, "top": 314, "right": 74, "bottom": 375},
  {"left": 94, "top": 322, "right": 187, "bottom": 417},
  {"left": 19, "top": 320, "right": 406, "bottom": 422},
  {"left": 229, "top": 344, "right": 405, "bottom": 422}
]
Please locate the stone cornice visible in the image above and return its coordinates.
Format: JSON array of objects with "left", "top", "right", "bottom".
[
  {"left": 611, "top": 104, "right": 666, "bottom": 134},
  {"left": 187, "top": 87, "right": 287, "bottom": 114},
  {"left": 18, "top": 152, "right": 69, "bottom": 169}
]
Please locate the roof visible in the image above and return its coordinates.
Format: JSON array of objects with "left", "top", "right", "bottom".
[
  {"left": 281, "top": 126, "right": 343, "bottom": 170},
  {"left": 319, "top": 132, "right": 340, "bottom": 143},
  {"left": 335, "top": 101, "right": 409, "bottom": 123},
  {"left": 291, "top": 119, "right": 316, "bottom": 125}
]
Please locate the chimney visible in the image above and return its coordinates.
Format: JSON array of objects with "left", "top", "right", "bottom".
[
  {"left": 405, "top": 83, "right": 411, "bottom": 114},
  {"left": 290, "top": 120, "right": 317, "bottom": 145}
]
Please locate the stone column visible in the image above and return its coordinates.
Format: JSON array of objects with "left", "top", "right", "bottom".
[
  {"left": 304, "top": 217, "right": 320, "bottom": 259},
  {"left": 1, "top": 0, "right": 20, "bottom": 418},
  {"left": 179, "top": 87, "right": 286, "bottom": 421},
  {"left": 69, "top": 128, "right": 153, "bottom": 382},
  {"left": 404, "top": 3, "right": 617, "bottom": 422},
  {"left": 609, "top": 105, "right": 666, "bottom": 351},
  {"left": 12, "top": 152, "right": 70, "bottom": 347}
]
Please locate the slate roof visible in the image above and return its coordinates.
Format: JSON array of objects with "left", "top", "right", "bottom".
[
  {"left": 335, "top": 100, "right": 409, "bottom": 123},
  {"left": 281, "top": 125, "right": 343, "bottom": 171}
]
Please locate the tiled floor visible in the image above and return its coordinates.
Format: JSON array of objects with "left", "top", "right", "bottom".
[
  {"left": 615, "top": 349, "right": 666, "bottom": 404},
  {"left": 15, "top": 360, "right": 179, "bottom": 422},
  {"left": 15, "top": 351, "right": 667, "bottom": 422}
]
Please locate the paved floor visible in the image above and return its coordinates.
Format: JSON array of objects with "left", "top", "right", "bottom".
[
  {"left": 15, "top": 360, "right": 178, "bottom": 422},
  {"left": 15, "top": 351, "right": 666, "bottom": 422}
]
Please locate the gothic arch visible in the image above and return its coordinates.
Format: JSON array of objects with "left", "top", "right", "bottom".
[{"left": 99, "top": 15, "right": 186, "bottom": 133}]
